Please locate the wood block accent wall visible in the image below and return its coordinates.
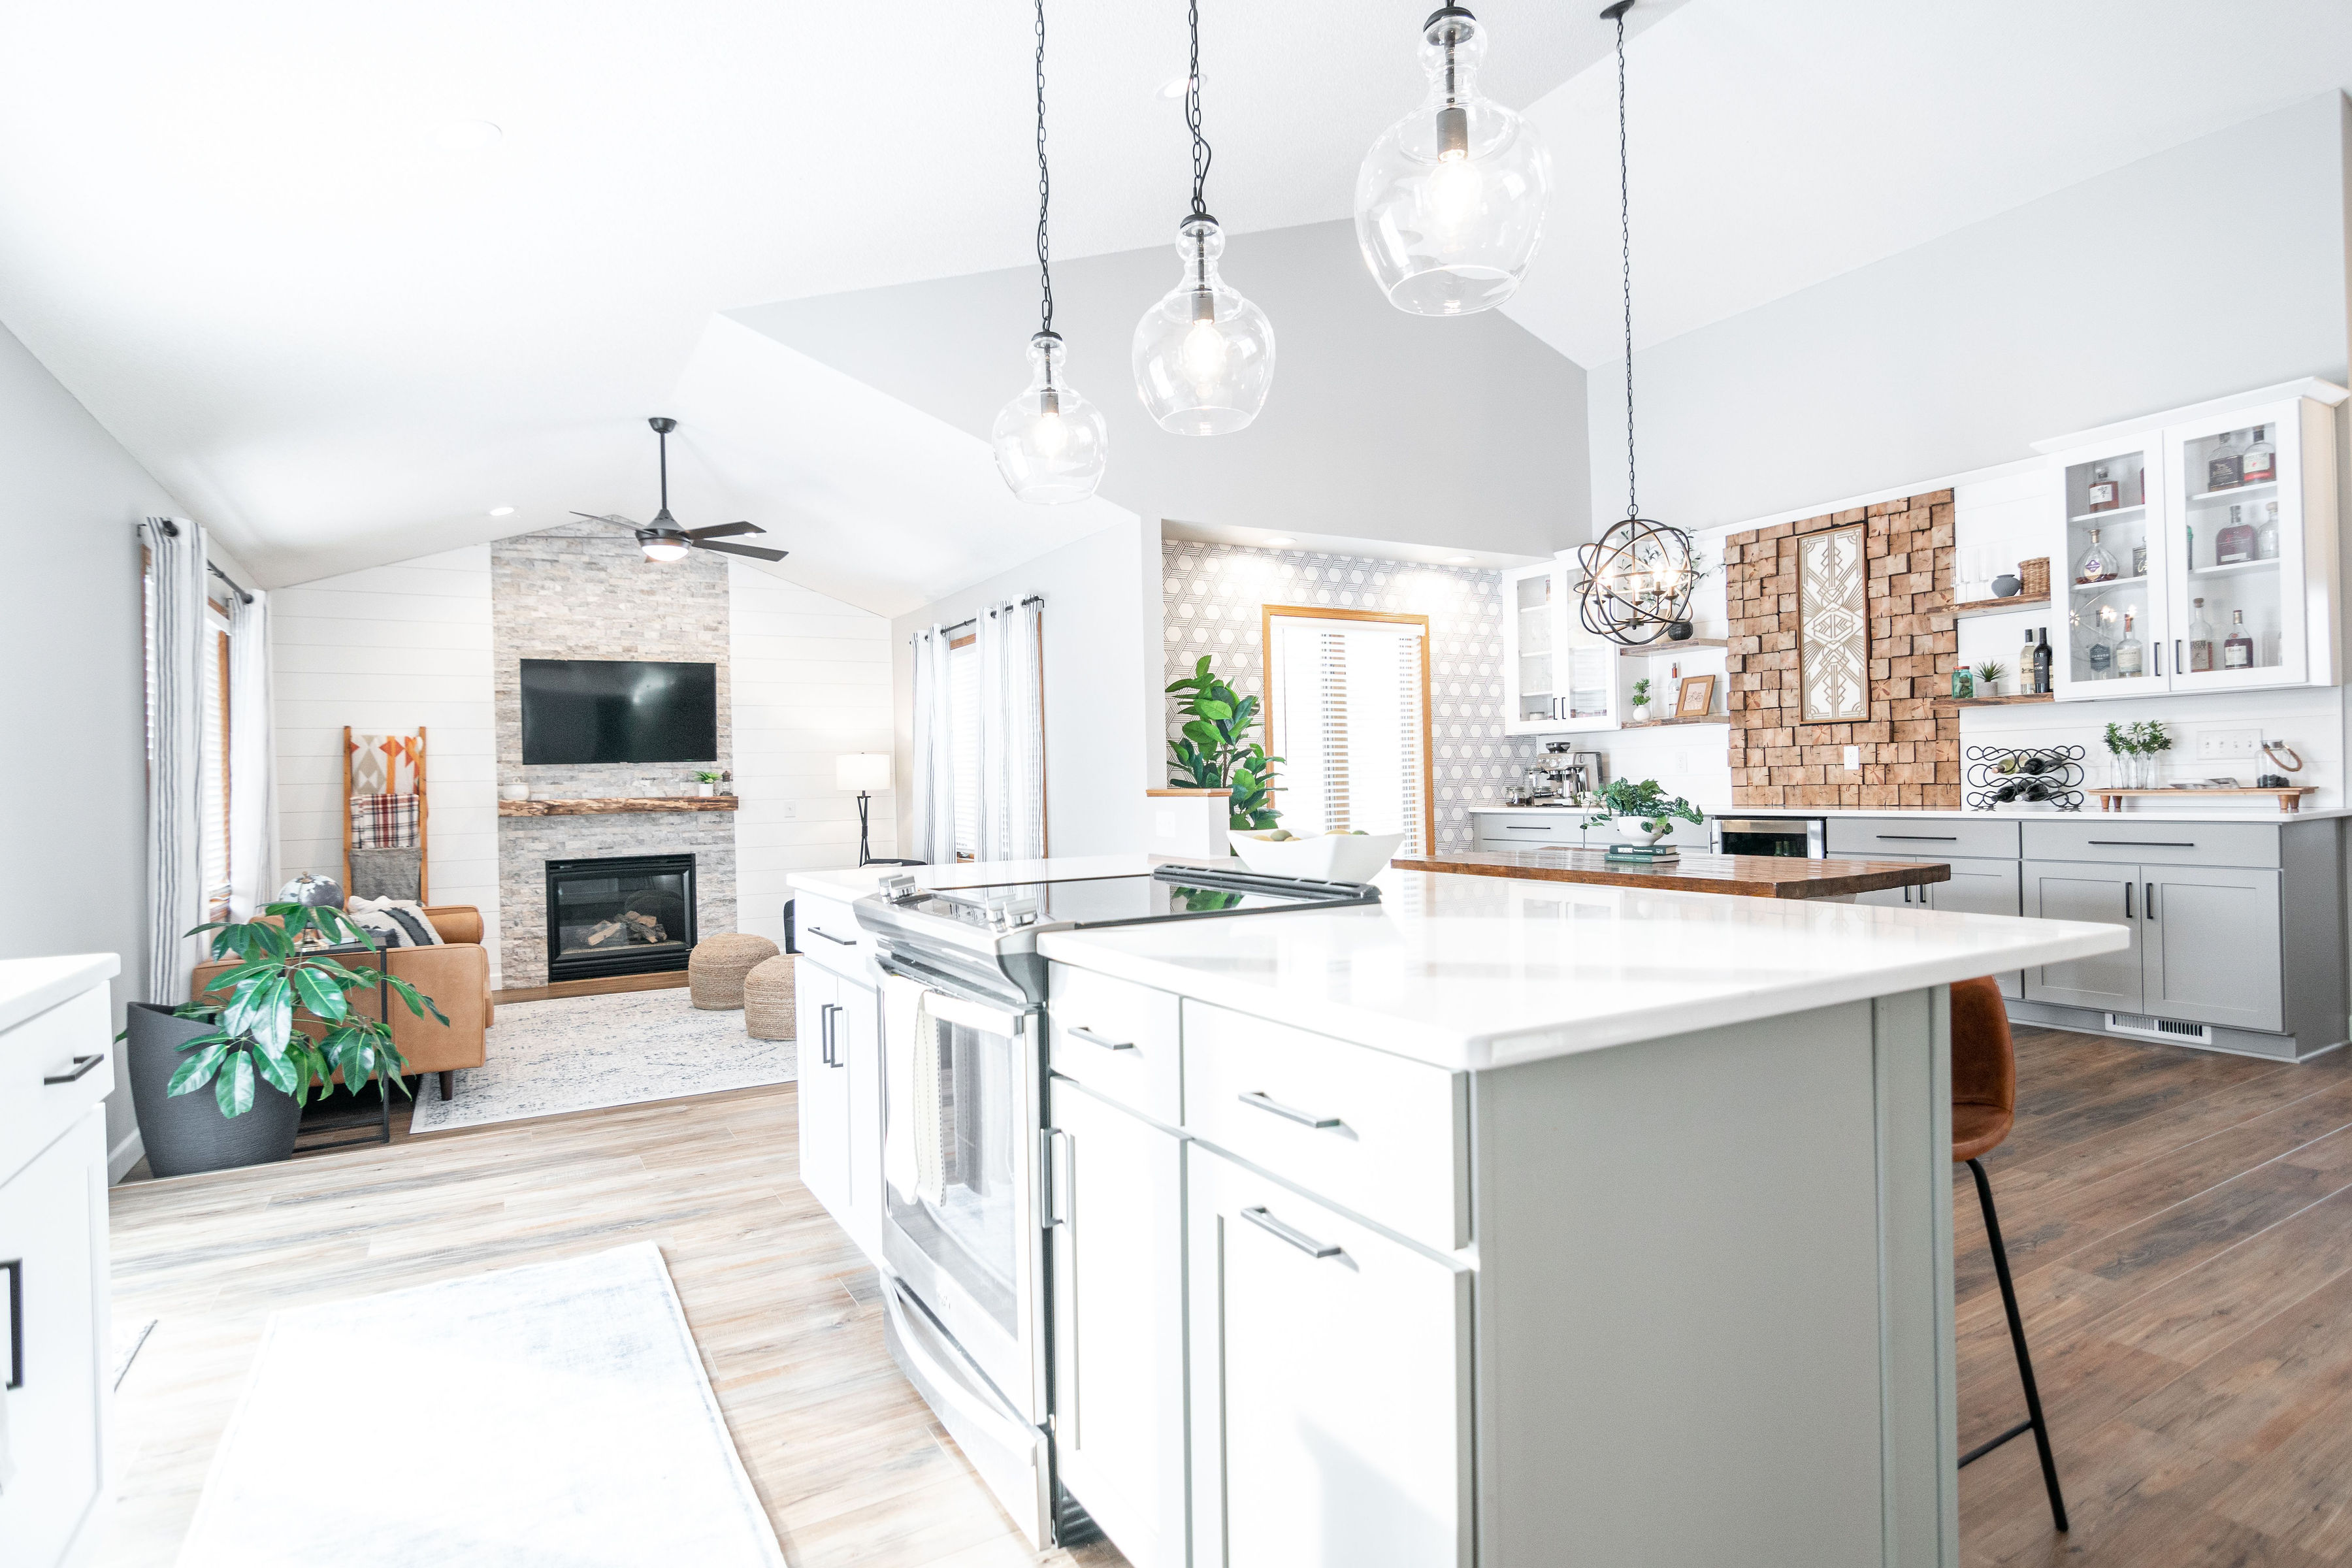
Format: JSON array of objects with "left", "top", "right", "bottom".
[{"left": 1724, "top": 489, "right": 1959, "bottom": 808}]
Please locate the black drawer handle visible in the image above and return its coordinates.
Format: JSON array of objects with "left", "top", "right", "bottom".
[
  {"left": 4, "top": 1258, "right": 20, "bottom": 1390},
  {"left": 1503, "top": 825, "right": 1553, "bottom": 831},
  {"left": 806, "top": 926, "right": 856, "bottom": 946},
  {"left": 44, "top": 1053, "right": 104, "bottom": 1085},
  {"left": 2087, "top": 841, "right": 2195, "bottom": 849},
  {"left": 1875, "top": 834, "right": 1957, "bottom": 841}
]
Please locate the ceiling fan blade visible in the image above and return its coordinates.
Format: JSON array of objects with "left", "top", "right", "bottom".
[
  {"left": 693, "top": 539, "right": 790, "bottom": 563},
  {"left": 571, "top": 511, "right": 644, "bottom": 531},
  {"left": 683, "top": 521, "right": 762, "bottom": 540}
]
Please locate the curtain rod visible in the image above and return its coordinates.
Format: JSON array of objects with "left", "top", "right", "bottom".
[
  {"left": 922, "top": 594, "right": 1045, "bottom": 640},
  {"left": 142, "top": 517, "right": 255, "bottom": 604}
]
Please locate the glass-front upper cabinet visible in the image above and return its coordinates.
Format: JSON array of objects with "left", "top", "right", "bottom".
[
  {"left": 2052, "top": 438, "right": 2168, "bottom": 700},
  {"left": 2164, "top": 400, "right": 2310, "bottom": 691},
  {"left": 1501, "top": 553, "right": 1620, "bottom": 734}
]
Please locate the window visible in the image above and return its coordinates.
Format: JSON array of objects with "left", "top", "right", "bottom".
[
  {"left": 199, "top": 604, "right": 233, "bottom": 920},
  {"left": 1264, "top": 607, "right": 1432, "bottom": 855}
]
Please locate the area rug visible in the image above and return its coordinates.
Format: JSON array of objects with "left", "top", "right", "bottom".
[
  {"left": 177, "top": 1243, "right": 785, "bottom": 1568},
  {"left": 408, "top": 985, "right": 796, "bottom": 1134}
]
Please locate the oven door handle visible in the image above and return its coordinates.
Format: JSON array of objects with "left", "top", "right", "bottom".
[{"left": 918, "top": 988, "right": 1031, "bottom": 1037}]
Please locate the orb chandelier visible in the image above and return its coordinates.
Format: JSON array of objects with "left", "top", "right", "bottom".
[
  {"left": 992, "top": 0, "right": 1107, "bottom": 503},
  {"left": 1573, "top": 0, "right": 1693, "bottom": 646}
]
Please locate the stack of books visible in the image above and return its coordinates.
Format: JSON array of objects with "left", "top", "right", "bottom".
[{"left": 1603, "top": 843, "right": 1681, "bottom": 866}]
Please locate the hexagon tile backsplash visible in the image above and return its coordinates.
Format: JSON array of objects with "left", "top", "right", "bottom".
[{"left": 1162, "top": 540, "right": 1554, "bottom": 854}]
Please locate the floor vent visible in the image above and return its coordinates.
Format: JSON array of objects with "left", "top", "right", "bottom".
[{"left": 2105, "top": 1011, "right": 2213, "bottom": 1044}]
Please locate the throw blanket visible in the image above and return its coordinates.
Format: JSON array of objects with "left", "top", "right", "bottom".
[{"left": 349, "top": 792, "right": 418, "bottom": 850}]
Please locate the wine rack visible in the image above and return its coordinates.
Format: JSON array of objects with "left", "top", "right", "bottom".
[{"left": 1965, "top": 745, "right": 2086, "bottom": 811}]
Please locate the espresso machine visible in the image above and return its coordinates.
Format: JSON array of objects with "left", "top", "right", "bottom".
[{"left": 1524, "top": 743, "right": 1605, "bottom": 806}]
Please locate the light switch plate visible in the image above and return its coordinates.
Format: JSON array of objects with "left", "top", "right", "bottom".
[
  {"left": 2197, "top": 728, "right": 2261, "bottom": 760},
  {"left": 1843, "top": 745, "right": 1862, "bottom": 770}
]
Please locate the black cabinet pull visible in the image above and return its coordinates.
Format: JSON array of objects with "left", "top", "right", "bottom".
[
  {"left": 3, "top": 1258, "right": 21, "bottom": 1390},
  {"left": 1876, "top": 834, "right": 1958, "bottom": 841},
  {"left": 2124, "top": 882, "right": 2134, "bottom": 919},
  {"left": 43, "top": 1053, "right": 104, "bottom": 1085},
  {"left": 2089, "top": 841, "right": 2194, "bottom": 848},
  {"left": 2146, "top": 882, "right": 2157, "bottom": 921}
]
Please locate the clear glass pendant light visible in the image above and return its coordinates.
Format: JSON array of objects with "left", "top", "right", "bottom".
[
  {"left": 993, "top": 0, "right": 1106, "bottom": 503},
  {"left": 1354, "top": 5, "right": 1552, "bottom": 316},
  {"left": 1131, "top": 0, "right": 1274, "bottom": 435}
]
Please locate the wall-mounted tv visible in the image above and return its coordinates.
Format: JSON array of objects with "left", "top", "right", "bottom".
[{"left": 520, "top": 659, "right": 719, "bottom": 765}]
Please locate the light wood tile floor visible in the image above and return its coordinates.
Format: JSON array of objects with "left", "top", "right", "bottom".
[{"left": 101, "top": 1026, "right": 2352, "bottom": 1565}]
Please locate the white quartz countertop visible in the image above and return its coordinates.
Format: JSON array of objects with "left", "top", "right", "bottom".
[
  {"left": 1036, "top": 869, "right": 2127, "bottom": 1072},
  {"left": 0, "top": 953, "right": 121, "bottom": 1034},
  {"left": 1469, "top": 804, "right": 2347, "bottom": 825},
  {"left": 788, "top": 855, "right": 1162, "bottom": 902}
]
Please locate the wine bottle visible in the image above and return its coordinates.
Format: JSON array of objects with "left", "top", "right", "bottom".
[
  {"left": 2223, "top": 610, "right": 2253, "bottom": 670},
  {"left": 2019, "top": 627, "right": 2038, "bottom": 685},
  {"left": 2033, "top": 628, "right": 2053, "bottom": 694}
]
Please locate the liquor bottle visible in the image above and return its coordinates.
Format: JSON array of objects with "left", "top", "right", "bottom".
[
  {"left": 2131, "top": 542, "right": 2147, "bottom": 578},
  {"left": 2033, "top": 628, "right": 2053, "bottom": 694},
  {"left": 2116, "top": 613, "right": 2144, "bottom": 677},
  {"left": 2087, "top": 617, "right": 2112, "bottom": 677},
  {"left": 2217, "top": 504, "right": 2256, "bottom": 565},
  {"left": 2188, "top": 598, "right": 2216, "bottom": 672},
  {"left": 2207, "top": 429, "right": 2244, "bottom": 493},
  {"left": 2257, "top": 501, "right": 2281, "bottom": 561},
  {"left": 2241, "top": 425, "right": 2276, "bottom": 484},
  {"left": 2074, "top": 528, "right": 2117, "bottom": 583},
  {"left": 2223, "top": 610, "right": 2253, "bottom": 669},
  {"left": 2019, "top": 627, "right": 2038, "bottom": 685},
  {"left": 2086, "top": 463, "right": 2119, "bottom": 512}
]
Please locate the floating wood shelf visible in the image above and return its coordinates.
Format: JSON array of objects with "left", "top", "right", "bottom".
[
  {"left": 498, "top": 796, "right": 740, "bottom": 817},
  {"left": 2092, "top": 787, "right": 2317, "bottom": 815},
  {"left": 1620, "top": 714, "right": 1732, "bottom": 728},
  {"left": 1618, "top": 637, "right": 1730, "bottom": 655},
  {"left": 1937, "top": 693, "right": 2055, "bottom": 708},
  {"left": 1950, "top": 594, "right": 2051, "bottom": 619}
]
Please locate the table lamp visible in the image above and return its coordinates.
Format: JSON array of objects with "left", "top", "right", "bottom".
[{"left": 836, "top": 753, "right": 893, "bottom": 866}]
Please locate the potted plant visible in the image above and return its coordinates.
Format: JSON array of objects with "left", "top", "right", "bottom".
[
  {"left": 1630, "top": 677, "right": 1654, "bottom": 723},
  {"left": 2131, "top": 719, "right": 2171, "bottom": 788},
  {"left": 122, "top": 902, "right": 445, "bottom": 1177},
  {"left": 694, "top": 768, "right": 727, "bottom": 798},
  {"left": 1167, "top": 654, "right": 1284, "bottom": 832},
  {"left": 1584, "top": 777, "right": 1704, "bottom": 847},
  {"left": 1974, "top": 659, "right": 2006, "bottom": 698},
  {"left": 2101, "top": 721, "right": 2137, "bottom": 788}
]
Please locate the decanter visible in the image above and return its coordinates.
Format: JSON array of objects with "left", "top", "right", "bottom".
[{"left": 2074, "top": 529, "right": 2117, "bottom": 584}]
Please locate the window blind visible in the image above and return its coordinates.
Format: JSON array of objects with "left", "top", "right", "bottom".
[{"left": 1266, "top": 615, "right": 1428, "bottom": 855}]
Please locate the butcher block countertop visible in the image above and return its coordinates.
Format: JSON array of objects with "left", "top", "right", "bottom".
[{"left": 1390, "top": 847, "right": 1952, "bottom": 900}]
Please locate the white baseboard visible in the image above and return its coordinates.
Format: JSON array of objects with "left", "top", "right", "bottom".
[{"left": 108, "top": 1126, "right": 146, "bottom": 1184}]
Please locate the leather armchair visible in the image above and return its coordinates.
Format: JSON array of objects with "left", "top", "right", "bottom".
[{"left": 189, "top": 904, "right": 492, "bottom": 1101}]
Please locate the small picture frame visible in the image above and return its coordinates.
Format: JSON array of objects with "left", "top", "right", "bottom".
[{"left": 1675, "top": 674, "right": 1716, "bottom": 719}]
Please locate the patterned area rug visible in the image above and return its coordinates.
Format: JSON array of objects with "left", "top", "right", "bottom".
[
  {"left": 178, "top": 1244, "right": 786, "bottom": 1567},
  {"left": 408, "top": 986, "right": 796, "bottom": 1135}
]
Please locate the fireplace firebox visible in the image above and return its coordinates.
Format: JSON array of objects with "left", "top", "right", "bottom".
[{"left": 544, "top": 854, "right": 697, "bottom": 982}]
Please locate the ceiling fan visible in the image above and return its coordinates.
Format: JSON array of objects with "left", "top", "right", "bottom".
[{"left": 574, "top": 416, "right": 788, "bottom": 564}]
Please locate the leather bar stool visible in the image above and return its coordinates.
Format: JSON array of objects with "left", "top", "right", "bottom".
[{"left": 1952, "top": 975, "right": 2068, "bottom": 1531}]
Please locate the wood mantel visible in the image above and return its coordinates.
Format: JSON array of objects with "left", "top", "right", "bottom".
[{"left": 498, "top": 796, "right": 741, "bottom": 817}]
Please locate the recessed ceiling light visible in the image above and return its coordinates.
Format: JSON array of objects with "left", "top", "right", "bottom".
[
  {"left": 1266, "top": 536, "right": 1295, "bottom": 546},
  {"left": 489, "top": 505, "right": 515, "bottom": 517},
  {"left": 432, "top": 119, "right": 503, "bottom": 154},
  {"left": 1158, "top": 74, "right": 1189, "bottom": 100}
]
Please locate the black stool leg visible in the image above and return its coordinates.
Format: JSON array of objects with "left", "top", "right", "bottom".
[{"left": 1959, "top": 1156, "right": 2069, "bottom": 1533}]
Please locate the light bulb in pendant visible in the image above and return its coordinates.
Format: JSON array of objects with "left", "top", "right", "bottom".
[
  {"left": 1354, "top": 6, "right": 1551, "bottom": 316},
  {"left": 1132, "top": 214, "right": 1274, "bottom": 436},
  {"left": 992, "top": 331, "right": 1107, "bottom": 504}
]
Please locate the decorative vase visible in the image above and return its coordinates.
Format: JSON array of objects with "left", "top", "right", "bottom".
[
  {"left": 697, "top": 783, "right": 715, "bottom": 798},
  {"left": 1991, "top": 574, "right": 2021, "bottom": 598},
  {"left": 500, "top": 781, "right": 529, "bottom": 802},
  {"left": 1611, "top": 814, "right": 1673, "bottom": 847},
  {"left": 124, "top": 1002, "right": 303, "bottom": 1177},
  {"left": 1630, "top": 704, "right": 1651, "bottom": 723}
]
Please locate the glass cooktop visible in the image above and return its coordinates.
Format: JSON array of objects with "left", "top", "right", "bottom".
[{"left": 907, "top": 866, "right": 1378, "bottom": 932}]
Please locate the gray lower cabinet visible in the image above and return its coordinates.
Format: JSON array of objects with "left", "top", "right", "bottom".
[
  {"left": 1853, "top": 855, "right": 2023, "bottom": 998},
  {"left": 2022, "top": 858, "right": 2283, "bottom": 1032}
]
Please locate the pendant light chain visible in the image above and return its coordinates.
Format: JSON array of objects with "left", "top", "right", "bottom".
[
  {"left": 1616, "top": 6, "right": 1637, "bottom": 520},
  {"left": 1034, "top": 0, "right": 1054, "bottom": 337},
  {"left": 1186, "top": 0, "right": 1213, "bottom": 218}
]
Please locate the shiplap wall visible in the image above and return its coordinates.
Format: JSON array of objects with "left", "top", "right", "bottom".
[
  {"left": 270, "top": 546, "right": 502, "bottom": 972},
  {"left": 728, "top": 560, "right": 895, "bottom": 950}
]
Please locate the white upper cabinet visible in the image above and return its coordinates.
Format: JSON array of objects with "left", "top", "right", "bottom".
[
  {"left": 2046, "top": 382, "right": 2342, "bottom": 701},
  {"left": 1501, "top": 552, "right": 1620, "bottom": 734}
]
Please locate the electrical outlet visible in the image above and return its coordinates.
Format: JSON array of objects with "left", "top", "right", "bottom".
[
  {"left": 1843, "top": 745, "right": 1862, "bottom": 770},
  {"left": 2197, "top": 728, "right": 2261, "bottom": 761},
  {"left": 779, "top": 801, "right": 797, "bottom": 820}
]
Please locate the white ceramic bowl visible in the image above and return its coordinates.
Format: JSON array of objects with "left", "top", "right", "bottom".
[{"left": 1228, "top": 830, "right": 1405, "bottom": 884}]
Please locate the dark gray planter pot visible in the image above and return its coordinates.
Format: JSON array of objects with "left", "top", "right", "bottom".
[{"left": 124, "top": 1002, "right": 303, "bottom": 1177}]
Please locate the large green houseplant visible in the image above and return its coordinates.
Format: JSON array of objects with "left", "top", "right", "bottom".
[
  {"left": 122, "top": 902, "right": 446, "bottom": 1176},
  {"left": 1166, "top": 654, "right": 1284, "bottom": 830}
]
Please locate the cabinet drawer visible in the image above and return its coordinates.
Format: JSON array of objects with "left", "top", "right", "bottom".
[
  {"left": 2021, "top": 820, "right": 2279, "bottom": 868},
  {"left": 0, "top": 987, "right": 114, "bottom": 1184},
  {"left": 1825, "top": 817, "right": 2019, "bottom": 859},
  {"left": 1049, "top": 963, "right": 1181, "bottom": 1126},
  {"left": 1182, "top": 1001, "right": 1467, "bottom": 1252},
  {"left": 1472, "top": 813, "right": 1584, "bottom": 847},
  {"left": 794, "top": 890, "right": 871, "bottom": 982}
]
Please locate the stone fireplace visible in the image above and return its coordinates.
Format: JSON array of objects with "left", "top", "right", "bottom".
[{"left": 544, "top": 853, "right": 697, "bottom": 983}]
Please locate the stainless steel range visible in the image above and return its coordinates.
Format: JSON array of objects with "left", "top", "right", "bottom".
[{"left": 853, "top": 864, "right": 1379, "bottom": 1548}]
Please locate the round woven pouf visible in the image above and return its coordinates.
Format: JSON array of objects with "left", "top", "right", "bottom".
[
  {"left": 689, "top": 932, "right": 779, "bottom": 1011},
  {"left": 743, "top": 954, "right": 796, "bottom": 1040}
]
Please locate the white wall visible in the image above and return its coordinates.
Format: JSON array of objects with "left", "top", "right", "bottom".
[
  {"left": 1586, "top": 93, "right": 2352, "bottom": 532},
  {"left": 892, "top": 519, "right": 1157, "bottom": 859},
  {"left": 270, "top": 546, "right": 502, "bottom": 972},
  {"left": 0, "top": 319, "right": 186, "bottom": 1171},
  {"left": 728, "top": 561, "right": 895, "bottom": 949}
]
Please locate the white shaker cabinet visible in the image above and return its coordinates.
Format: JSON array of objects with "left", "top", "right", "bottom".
[
  {"left": 1501, "top": 553, "right": 1620, "bottom": 735},
  {"left": 1047, "top": 1079, "right": 1186, "bottom": 1568},
  {"left": 1185, "top": 1147, "right": 1472, "bottom": 1568},
  {"left": 0, "top": 956, "right": 119, "bottom": 1568},
  {"left": 794, "top": 956, "right": 885, "bottom": 1269}
]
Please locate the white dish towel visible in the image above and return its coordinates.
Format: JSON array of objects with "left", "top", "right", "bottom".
[{"left": 879, "top": 973, "right": 949, "bottom": 1207}]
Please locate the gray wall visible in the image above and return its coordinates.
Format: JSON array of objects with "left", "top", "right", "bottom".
[
  {"left": 737, "top": 218, "right": 1591, "bottom": 561},
  {"left": 0, "top": 320, "right": 188, "bottom": 1168},
  {"left": 1586, "top": 93, "right": 2352, "bottom": 532}
]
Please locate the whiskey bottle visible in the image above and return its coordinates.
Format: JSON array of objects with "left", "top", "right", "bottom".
[
  {"left": 2086, "top": 464, "right": 2119, "bottom": 512},
  {"left": 2074, "top": 528, "right": 2117, "bottom": 583},
  {"left": 2207, "top": 429, "right": 2244, "bottom": 493},
  {"left": 2217, "top": 504, "right": 2256, "bottom": 565},
  {"left": 2241, "top": 425, "right": 2276, "bottom": 485},
  {"left": 2033, "top": 628, "right": 2053, "bottom": 694},
  {"left": 2115, "top": 613, "right": 2144, "bottom": 677},
  {"left": 2257, "top": 501, "right": 2281, "bottom": 561},
  {"left": 2188, "top": 598, "right": 2216, "bottom": 672},
  {"left": 2223, "top": 610, "right": 2253, "bottom": 670}
]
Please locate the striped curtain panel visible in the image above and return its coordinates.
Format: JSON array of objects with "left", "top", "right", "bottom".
[
  {"left": 908, "top": 626, "right": 960, "bottom": 864},
  {"left": 975, "top": 598, "right": 1045, "bottom": 862},
  {"left": 226, "top": 586, "right": 278, "bottom": 917},
  {"left": 142, "top": 517, "right": 209, "bottom": 1004}
]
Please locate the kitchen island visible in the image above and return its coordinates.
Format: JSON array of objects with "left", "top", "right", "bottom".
[{"left": 1393, "top": 845, "right": 1949, "bottom": 899}]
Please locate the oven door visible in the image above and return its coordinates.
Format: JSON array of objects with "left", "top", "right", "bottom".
[
  {"left": 1712, "top": 816, "right": 1827, "bottom": 858},
  {"left": 875, "top": 968, "right": 1049, "bottom": 1436}
]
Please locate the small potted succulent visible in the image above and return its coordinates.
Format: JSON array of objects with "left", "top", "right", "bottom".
[
  {"left": 1630, "top": 678, "right": 1654, "bottom": 723},
  {"left": 1974, "top": 659, "right": 2007, "bottom": 698},
  {"left": 694, "top": 768, "right": 728, "bottom": 798},
  {"left": 1585, "top": 777, "right": 1704, "bottom": 847}
]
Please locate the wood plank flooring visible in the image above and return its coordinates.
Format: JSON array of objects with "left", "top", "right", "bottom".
[{"left": 100, "top": 1022, "right": 2352, "bottom": 1565}]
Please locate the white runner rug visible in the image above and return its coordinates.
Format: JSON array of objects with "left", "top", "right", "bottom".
[
  {"left": 178, "top": 1243, "right": 785, "bottom": 1568},
  {"left": 409, "top": 985, "right": 796, "bottom": 1134}
]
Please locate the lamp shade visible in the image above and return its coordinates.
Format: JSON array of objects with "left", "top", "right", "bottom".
[{"left": 836, "top": 753, "right": 892, "bottom": 793}]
